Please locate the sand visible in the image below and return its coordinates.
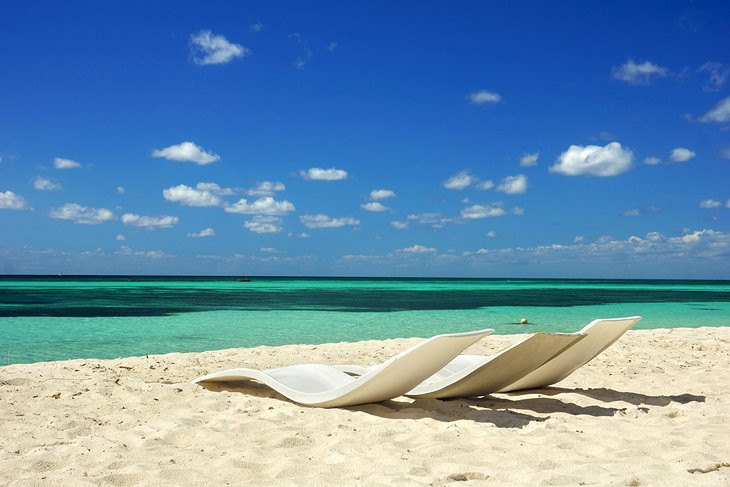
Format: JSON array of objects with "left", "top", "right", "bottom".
[{"left": 1, "top": 327, "right": 729, "bottom": 486}]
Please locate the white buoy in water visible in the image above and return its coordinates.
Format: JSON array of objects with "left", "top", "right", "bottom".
[{"left": 520, "top": 318, "right": 528, "bottom": 324}]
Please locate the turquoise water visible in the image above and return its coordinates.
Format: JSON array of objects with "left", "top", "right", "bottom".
[{"left": 1, "top": 276, "right": 729, "bottom": 364}]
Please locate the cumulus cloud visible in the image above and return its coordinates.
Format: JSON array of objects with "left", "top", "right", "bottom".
[
  {"left": 467, "top": 90, "right": 502, "bottom": 105},
  {"left": 163, "top": 184, "right": 223, "bottom": 207},
  {"left": 152, "top": 141, "right": 220, "bottom": 165},
  {"left": 190, "top": 30, "right": 248, "bottom": 65},
  {"left": 225, "top": 197, "right": 295, "bottom": 215},
  {"left": 699, "top": 62, "right": 730, "bottom": 92},
  {"left": 33, "top": 176, "right": 61, "bottom": 191},
  {"left": 496, "top": 174, "right": 528, "bottom": 194},
  {"left": 476, "top": 180, "right": 494, "bottom": 190},
  {"left": 643, "top": 156, "right": 661, "bottom": 165},
  {"left": 669, "top": 147, "right": 696, "bottom": 162},
  {"left": 520, "top": 152, "right": 539, "bottom": 167},
  {"left": 196, "top": 182, "right": 234, "bottom": 195},
  {"left": 370, "top": 189, "right": 395, "bottom": 200},
  {"left": 390, "top": 221, "right": 409, "bottom": 230},
  {"left": 247, "top": 181, "right": 286, "bottom": 196},
  {"left": 121, "top": 213, "right": 179, "bottom": 229},
  {"left": 116, "top": 186, "right": 125, "bottom": 195},
  {"left": 700, "top": 199, "right": 722, "bottom": 209},
  {"left": 486, "top": 230, "right": 496, "bottom": 238},
  {"left": 188, "top": 228, "right": 215, "bottom": 238},
  {"left": 443, "top": 170, "right": 475, "bottom": 190},
  {"left": 300, "top": 214, "right": 359, "bottom": 229},
  {"left": 0, "top": 190, "right": 29, "bottom": 210},
  {"left": 551, "top": 142, "right": 633, "bottom": 177},
  {"left": 250, "top": 22, "right": 263, "bottom": 32},
  {"left": 612, "top": 59, "right": 669, "bottom": 85},
  {"left": 623, "top": 209, "right": 640, "bottom": 217},
  {"left": 245, "top": 216, "right": 283, "bottom": 233},
  {"left": 401, "top": 244, "right": 437, "bottom": 254},
  {"left": 361, "top": 201, "right": 388, "bottom": 212},
  {"left": 53, "top": 157, "right": 81, "bottom": 169},
  {"left": 299, "top": 167, "right": 348, "bottom": 181},
  {"left": 699, "top": 96, "right": 730, "bottom": 123},
  {"left": 50, "top": 203, "right": 114, "bottom": 224},
  {"left": 115, "top": 246, "right": 170, "bottom": 259},
  {"left": 407, "top": 213, "right": 454, "bottom": 228},
  {"left": 461, "top": 204, "right": 506, "bottom": 219}
]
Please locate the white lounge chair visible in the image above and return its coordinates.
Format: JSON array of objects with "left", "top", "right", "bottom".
[
  {"left": 192, "top": 328, "right": 494, "bottom": 408},
  {"left": 336, "top": 332, "right": 585, "bottom": 399},
  {"left": 498, "top": 316, "right": 642, "bottom": 392}
]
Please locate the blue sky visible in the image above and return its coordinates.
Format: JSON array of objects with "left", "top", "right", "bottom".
[{"left": 1, "top": 1, "right": 729, "bottom": 277}]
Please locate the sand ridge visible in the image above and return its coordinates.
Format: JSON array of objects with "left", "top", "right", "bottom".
[{"left": 1, "top": 327, "right": 729, "bottom": 486}]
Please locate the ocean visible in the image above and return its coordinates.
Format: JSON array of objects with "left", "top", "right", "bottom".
[{"left": 1, "top": 275, "right": 729, "bottom": 365}]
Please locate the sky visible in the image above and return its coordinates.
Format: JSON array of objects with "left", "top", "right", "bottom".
[{"left": 1, "top": 1, "right": 729, "bottom": 278}]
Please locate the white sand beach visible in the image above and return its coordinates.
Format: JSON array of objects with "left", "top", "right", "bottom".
[{"left": 2, "top": 327, "right": 729, "bottom": 486}]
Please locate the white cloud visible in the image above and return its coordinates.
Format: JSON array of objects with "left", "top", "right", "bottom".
[
  {"left": 225, "top": 196, "right": 295, "bottom": 215},
  {"left": 289, "top": 33, "right": 312, "bottom": 69},
  {"left": 520, "top": 152, "right": 539, "bottom": 167},
  {"left": 300, "top": 214, "right": 359, "bottom": 229},
  {"left": 152, "top": 141, "right": 220, "bottom": 165},
  {"left": 407, "top": 213, "right": 454, "bottom": 228},
  {"left": 327, "top": 41, "right": 339, "bottom": 52},
  {"left": 699, "top": 62, "right": 730, "bottom": 92},
  {"left": 443, "top": 170, "right": 474, "bottom": 190},
  {"left": 669, "top": 147, "right": 696, "bottom": 162},
  {"left": 551, "top": 142, "right": 633, "bottom": 177},
  {"left": 188, "top": 228, "right": 215, "bottom": 238},
  {"left": 53, "top": 157, "right": 81, "bottom": 169},
  {"left": 511, "top": 206, "right": 525, "bottom": 215},
  {"left": 699, "top": 96, "right": 730, "bottom": 123},
  {"left": 49, "top": 203, "right": 114, "bottom": 224},
  {"left": 190, "top": 30, "right": 248, "bottom": 65},
  {"left": 401, "top": 244, "right": 437, "bottom": 254},
  {"left": 700, "top": 199, "right": 722, "bottom": 209},
  {"left": 116, "top": 186, "right": 125, "bottom": 195},
  {"left": 486, "top": 230, "right": 496, "bottom": 238},
  {"left": 299, "top": 167, "right": 348, "bottom": 181},
  {"left": 33, "top": 176, "right": 61, "bottom": 191},
  {"left": 196, "top": 182, "right": 234, "bottom": 195},
  {"left": 496, "top": 174, "right": 528, "bottom": 194},
  {"left": 0, "top": 190, "right": 29, "bottom": 210},
  {"left": 370, "top": 189, "right": 395, "bottom": 200},
  {"left": 643, "top": 156, "right": 661, "bottom": 165},
  {"left": 163, "top": 184, "right": 222, "bottom": 207},
  {"left": 361, "top": 201, "right": 388, "bottom": 212},
  {"left": 245, "top": 216, "right": 283, "bottom": 234},
  {"left": 623, "top": 209, "right": 640, "bottom": 217},
  {"left": 476, "top": 180, "right": 494, "bottom": 190},
  {"left": 250, "top": 22, "right": 263, "bottom": 32},
  {"left": 461, "top": 204, "right": 506, "bottom": 219},
  {"left": 467, "top": 90, "right": 502, "bottom": 105},
  {"left": 121, "top": 213, "right": 179, "bottom": 229},
  {"left": 115, "top": 246, "right": 171, "bottom": 259},
  {"left": 390, "top": 221, "right": 409, "bottom": 230},
  {"left": 116, "top": 234, "right": 125, "bottom": 241},
  {"left": 247, "top": 181, "right": 286, "bottom": 196},
  {"left": 612, "top": 59, "right": 669, "bottom": 85}
]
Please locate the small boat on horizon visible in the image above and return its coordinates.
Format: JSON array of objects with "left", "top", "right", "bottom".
[{"left": 236, "top": 278, "right": 251, "bottom": 282}]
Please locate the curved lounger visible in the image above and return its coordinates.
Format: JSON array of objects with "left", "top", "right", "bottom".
[
  {"left": 336, "top": 332, "right": 585, "bottom": 399},
  {"left": 498, "top": 316, "right": 642, "bottom": 392},
  {"left": 192, "top": 328, "right": 494, "bottom": 408}
]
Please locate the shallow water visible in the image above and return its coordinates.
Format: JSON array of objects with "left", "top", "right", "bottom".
[{"left": 1, "top": 276, "right": 729, "bottom": 364}]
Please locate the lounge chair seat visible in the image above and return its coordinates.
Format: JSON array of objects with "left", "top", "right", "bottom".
[
  {"left": 336, "top": 332, "right": 585, "bottom": 399},
  {"left": 192, "top": 328, "right": 494, "bottom": 408},
  {"left": 498, "top": 316, "right": 642, "bottom": 392}
]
